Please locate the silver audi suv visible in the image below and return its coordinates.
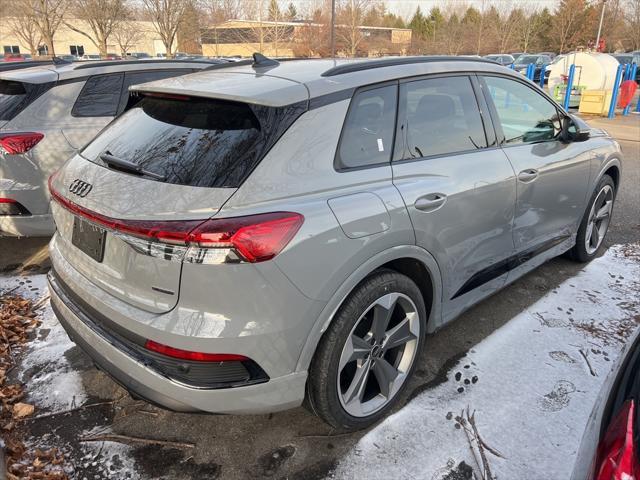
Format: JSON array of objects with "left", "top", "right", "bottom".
[{"left": 47, "top": 55, "right": 622, "bottom": 430}]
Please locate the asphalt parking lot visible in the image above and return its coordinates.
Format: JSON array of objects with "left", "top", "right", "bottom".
[{"left": 0, "top": 112, "right": 639, "bottom": 479}]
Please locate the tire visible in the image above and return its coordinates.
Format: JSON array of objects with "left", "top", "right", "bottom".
[
  {"left": 306, "top": 269, "right": 426, "bottom": 431},
  {"left": 569, "top": 174, "right": 616, "bottom": 262}
]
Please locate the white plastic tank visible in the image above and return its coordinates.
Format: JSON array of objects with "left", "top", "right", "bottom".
[{"left": 548, "top": 52, "right": 620, "bottom": 92}]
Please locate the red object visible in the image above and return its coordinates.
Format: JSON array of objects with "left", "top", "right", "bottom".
[
  {"left": 0, "top": 198, "right": 17, "bottom": 203},
  {"left": 596, "top": 400, "right": 639, "bottom": 480},
  {"left": 0, "top": 132, "right": 44, "bottom": 154},
  {"left": 144, "top": 340, "right": 248, "bottom": 362},
  {"left": 3, "top": 54, "right": 26, "bottom": 62},
  {"left": 618, "top": 80, "right": 638, "bottom": 109},
  {"left": 598, "top": 39, "right": 606, "bottom": 53},
  {"left": 49, "top": 175, "right": 304, "bottom": 263}
]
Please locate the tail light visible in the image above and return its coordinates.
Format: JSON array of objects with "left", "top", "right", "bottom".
[
  {"left": 0, "top": 132, "right": 44, "bottom": 154},
  {"left": 144, "top": 340, "right": 249, "bottom": 362},
  {"left": 596, "top": 400, "right": 639, "bottom": 480},
  {"left": 48, "top": 176, "right": 304, "bottom": 263},
  {"left": 0, "top": 198, "right": 30, "bottom": 216}
]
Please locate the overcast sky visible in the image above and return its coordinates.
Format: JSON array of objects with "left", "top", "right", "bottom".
[{"left": 293, "top": 0, "right": 563, "bottom": 20}]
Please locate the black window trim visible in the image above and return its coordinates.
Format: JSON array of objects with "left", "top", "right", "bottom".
[
  {"left": 392, "top": 72, "right": 497, "bottom": 166},
  {"left": 478, "top": 72, "right": 568, "bottom": 149},
  {"left": 70, "top": 72, "right": 125, "bottom": 118},
  {"left": 333, "top": 79, "right": 400, "bottom": 173},
  {"left": 116, "top": 69, "right": 188, "bottom": 115}
]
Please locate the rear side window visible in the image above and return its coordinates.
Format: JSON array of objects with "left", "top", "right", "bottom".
[
  {"left": 72, "top": 73, "right": 124, "bottom": 117},
  {"left": 0, "top": 80, "right": 54, "bottom": 121},
  {"left": 483, "top": 76, "right": 561, "bottom": 144},
  {"left": 81, "top": 95, "right": 305, "bottom": 188},
  {"left": 336, "top": 85, "right": 397, "bottom": 170},
  {"left": 399, "top": 76, "right": 487, "bottom": 160}
]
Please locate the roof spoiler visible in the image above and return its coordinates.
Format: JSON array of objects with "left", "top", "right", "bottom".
[{"left": 252, "top": 53, "right": 279, "bottom": 68}]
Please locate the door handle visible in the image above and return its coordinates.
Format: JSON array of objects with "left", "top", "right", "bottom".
[
  {"left": 518, "top": 169, "right": 539, "bottom": 183},
  {"left": 415, "top": 193, "right": 447, "bottom": 212}
]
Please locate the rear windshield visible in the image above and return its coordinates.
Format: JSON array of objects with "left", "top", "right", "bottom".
[
  {"left": 0, "top": 80, "right": 54, "bottom": 121},
  {"left": 81, "top": 95, "right": 305, "bottom": 188}
]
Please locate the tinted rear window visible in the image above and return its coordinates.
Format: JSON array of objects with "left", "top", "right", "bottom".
[
  {"left": 81, "top": 95, "right": 305, "bottom": 188},
  {"left": 0, "top": 80, "right": 53, "bottom": 121}
]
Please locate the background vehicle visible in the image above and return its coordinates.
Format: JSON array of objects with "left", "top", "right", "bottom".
[
  {"left": 0, "top": 58, "right": 225, "bottom": 236},
  {"left": 81, "top": 54, "right": 101, "bottom": 61},
  {"left": 126, "top": 52, "right": 151, "bottom": 59},
  {"left": 537, "top": 51, "right": 557, "bottom": 60},
  {"left": 47, "top": 56, "right": 621, "bottom": 431},
  {"left": 484, "top": 54, "right": 515, "bottom": 66},
  {"left": 514, "top": 53, "right": 553, "bottom": 82},
  {"left": 571, "top": 329, "right": 640, "bottom": 479}
]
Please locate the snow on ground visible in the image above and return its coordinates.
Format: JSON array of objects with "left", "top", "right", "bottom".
[{"left": 332, "top": 244, "right": 640, "bottom": 480}]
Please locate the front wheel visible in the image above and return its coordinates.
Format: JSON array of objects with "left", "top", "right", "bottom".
[
  {"left": 306, "top": 270, "right": 426, "bottom": 431},
  {"left": 569, "top": 175, "right": 616, "bottom": 262}
]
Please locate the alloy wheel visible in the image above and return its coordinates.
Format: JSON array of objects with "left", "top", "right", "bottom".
[
  {"left": 585, "top": 184, "right": 614, "bottom": 255},
  {"left": 337, "top": 292, "right": 420, "bottom": 418}
]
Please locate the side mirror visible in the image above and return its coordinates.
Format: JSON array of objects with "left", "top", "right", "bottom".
[{"left": 561, "top": 114, "right": 590, "bottom": 142}]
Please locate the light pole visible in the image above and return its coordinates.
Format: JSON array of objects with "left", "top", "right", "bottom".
[
  {"left": 330, "top": 0, "right": 336, "bottom": 58},
  {"left": 595, "top": 0, "right": 607, "bottom": 51}
]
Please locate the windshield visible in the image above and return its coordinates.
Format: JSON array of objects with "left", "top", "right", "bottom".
[
  {"left": 516, "top": 55, "right": 539, "bottom": 64},
  {"left": 81, "top": 94, "right": 305, "bottom": 188}
]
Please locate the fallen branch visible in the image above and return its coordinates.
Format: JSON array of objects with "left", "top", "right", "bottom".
[
  {"left": 21, "top": 399, "right": 116, "bottom": 422},
  {"left": 31, "top": 295, "right": 50, "bottom": 312},
  {"left": 80, "top": 434, "right": 195, "bottom": 449},
  {"left": 579, "top": 349, "right": 597, "bottom": 377}
]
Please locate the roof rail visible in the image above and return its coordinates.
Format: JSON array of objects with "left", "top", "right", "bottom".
[
  {"left": 321, "top": 56, "right": 496, "bottom": 77},
  {"left": 0, "top": 60, "right": 54, "bottom": 73},
  {"left": 73, "top": 58, "right": 228, "bottom": 70}
]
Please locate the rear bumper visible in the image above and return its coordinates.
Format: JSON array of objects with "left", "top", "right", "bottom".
[
  {"left": 0, "top": 214, "right": 54, "bottom": 237},
  {"left": 48, "top": 272, "right": 308, "bottom": 414}
]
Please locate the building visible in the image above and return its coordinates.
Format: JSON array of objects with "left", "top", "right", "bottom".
[
  {"left": 201, "top": 20, "right": 412, "bottom": 58},
  {"left": 1, "top": 17, "right": 412, "bottom": 59},
  {"left": 0, "top": 19, "right": 164, "bottom": 57}
]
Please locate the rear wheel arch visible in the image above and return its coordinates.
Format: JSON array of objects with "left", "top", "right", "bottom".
[{"left": 295, "top": 246, "right": 442, "bottom": 374}]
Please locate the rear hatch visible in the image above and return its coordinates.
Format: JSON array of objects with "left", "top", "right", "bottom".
[
  {"left": 50, "top": 92, "right": 299, "bottom": 313},
  {"left": 0, "top": 68, "right": 58, "bottom": 128}
]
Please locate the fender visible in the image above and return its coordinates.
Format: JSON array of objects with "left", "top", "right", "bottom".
[{"left": 294, "top": 244, "right": 443, "bottom": 373}]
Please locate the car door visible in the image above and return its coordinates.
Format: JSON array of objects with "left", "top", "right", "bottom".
[
  {"left": 391, "top": 74, "right": 517, "bottom": 323},
  {"left": 479, "top": 74, "right": 592, "bottom": 255}
]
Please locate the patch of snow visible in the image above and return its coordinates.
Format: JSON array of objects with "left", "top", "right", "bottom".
[
  {"left": 0, "top": 274, "right": 87, "bottom": 411},
  {"left": 79, "top": 437, "right": 139, "bottom": 480},
  {"left": 332, "top": 244, "right": 640, "bottom": 479}
]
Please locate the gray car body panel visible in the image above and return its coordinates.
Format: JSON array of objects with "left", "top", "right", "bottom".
[
  {"left": 48, "top": 58, "right": 623, "bottom": 414},
  {"left": 0, "top": 61, "right": 216, "bottom": 236}
]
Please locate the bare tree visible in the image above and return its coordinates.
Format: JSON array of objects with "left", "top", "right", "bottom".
[
  {"left": 64, "top": 0, "right": 126, "bottom": 57},
  {"left": 6, "top": 10, "right": 42, "bottom": 56},
  {"left": 112, "top": 20, "right": 145, "bottom": 55},
  {"left": 15, "top": 0, "right": 68, "bottom": 57},
  {"left": 204, "top": 0, "right": 243, "bottom": 56},
  {"left": 335, "top": 0, "right": 370, "bottom": 57},
  {"left": 142, "top": 0, "right": 188, "bottom": 57},
  {"left": 626, "top": 0, "right": 640, "bottom": 50}
]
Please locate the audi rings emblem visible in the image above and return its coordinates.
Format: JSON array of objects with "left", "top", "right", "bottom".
[{"left": 69, "top": 179, "right": 92, "bottom": 197}]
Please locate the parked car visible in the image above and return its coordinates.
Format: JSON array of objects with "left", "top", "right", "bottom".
[
  {"left": 0, "top": 58, "right": 225, "bottom": 236},
  {"left": 80, "top": 54, "right": 102, "bottom": 61},
  {"left": 514, "top": 54, "right": 553, "bottom": 83},
  {"left": 510, "top": 52, "right": 524, "bottom": 62},
  {"left": 537, "top": 51, "right": 557, "bottom": 60},
  {"left": 126, "top": 52, "right": 151, "bottom": 59},
  {"left": 483, "top": 54, "right": 515, "bottom": 66},
  {"left": 571, "top": 328, "right": 640, "bottom": 479},
  {"left": 3, "top": 54, "right": 28, "bottom": 62},
  {"left": 47, "top": 55, "right": 622, "bottom": 431}
]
